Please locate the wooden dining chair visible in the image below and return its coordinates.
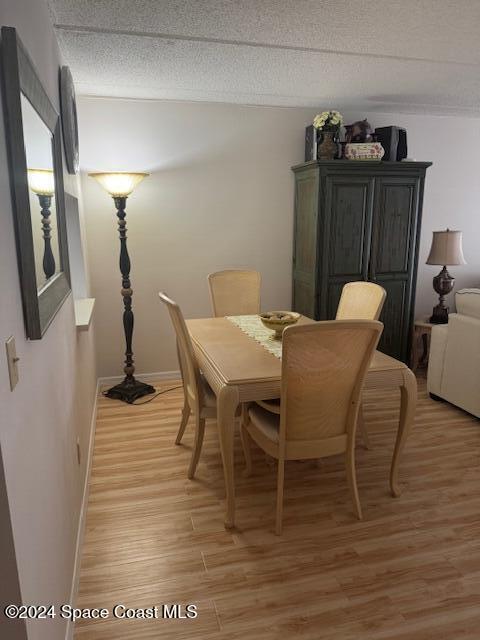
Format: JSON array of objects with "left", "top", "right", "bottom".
[
  {"left": 336, "top": 281, "right": 386, "bottom": 322},
  {"left": 158, "top": 291, "right": 217, "bottom": 479},
  {"left": 241, "top": 320, "right": 383, "bottom": 534},
  {"left": 208, "top": 269, "right": 261, "bottom": 317},
  {"left": 336, "top": 281, "right": 386, "bottom": 448}
]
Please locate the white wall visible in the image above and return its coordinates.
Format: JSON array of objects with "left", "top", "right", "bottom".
[
  {"left": 0, "top": 2, "right": 97, "bottom": 640},
  {"left": 79, "top": 99, "right": 316, "bottom": 376},
  {"left": 78, "top": 96, "right": 480, "bottom": 377}
]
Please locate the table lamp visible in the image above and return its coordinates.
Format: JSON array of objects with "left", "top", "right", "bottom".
[
  {"left": 28, "top": 168, "right": 56, "bottom": 279},
  {"left": 426, "top": 229, "right": 466, "bottom": 324},
  {"left": 89, "top": 171, "right": 155, "bottom": 403}
]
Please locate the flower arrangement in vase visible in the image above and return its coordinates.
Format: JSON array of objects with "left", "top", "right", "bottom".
[{"left": 313, "top": 110, "right": 343, "bottom": 160}]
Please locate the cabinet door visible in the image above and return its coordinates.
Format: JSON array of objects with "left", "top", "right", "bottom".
[
  {"left": 321, "top": 175, "right": 374, "bottom": 319},
  {"left": 292, "top": 169, "right": 319, "bottom": 318},
  {"left": 370, "top": 176, "right": 420, "bottom": 361}
]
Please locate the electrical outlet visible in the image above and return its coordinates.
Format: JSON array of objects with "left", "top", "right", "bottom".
[
  {"left": 76, "top": 437, "right": 81, "bottom": 465},
  {"left": 5, "top": 336, "right": 19, "bottom": 391}
]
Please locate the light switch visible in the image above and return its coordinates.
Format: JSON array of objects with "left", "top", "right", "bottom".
[{"left": 5, "top": 336, "right": 19, "bottom": 391}]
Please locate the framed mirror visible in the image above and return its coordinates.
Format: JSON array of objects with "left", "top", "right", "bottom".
[{"left": 1, "top": 26, "right": 70, "bottom": 339}]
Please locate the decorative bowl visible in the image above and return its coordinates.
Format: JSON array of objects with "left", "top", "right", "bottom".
[{"left": 260, "top": 311, "right": 300, "bottom": 339}]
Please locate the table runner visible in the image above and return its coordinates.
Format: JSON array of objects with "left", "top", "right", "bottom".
[{"left": 226, "top": 315, "right": 282, "bottom": 359}]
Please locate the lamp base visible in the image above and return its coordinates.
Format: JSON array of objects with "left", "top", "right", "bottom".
[
  {"left": 105, "top": 376, "right": 156, "bottom": 404},
  {"left": 430, "top": 304, "right": 449, "bottom": 324},
  {"left": 430, "top": 266, "right": 454, "bottom": 325}
]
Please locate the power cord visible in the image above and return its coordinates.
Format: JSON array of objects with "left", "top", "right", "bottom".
[{"left": 132, "top": 385, "right": 183, "bottom": 405}]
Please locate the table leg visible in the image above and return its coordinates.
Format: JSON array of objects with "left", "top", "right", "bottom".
[
  {"left": 217, "top": 384, "right": 239, "bottom": 528},
  {"left": 411, "top": 328, "right": 419, "bottom": 372},
  {"left": 420, "top": 332, "right": 429, "bottom": 367},
  {"left": 390, "top": 368, "right": 417, "bottom": 497}
]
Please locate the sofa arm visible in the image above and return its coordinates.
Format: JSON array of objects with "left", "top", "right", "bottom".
[
  {"left": 427, "top": 324, "right": 449, "bottom": 395},
  {"left": 446, "top": 312, "right": 480, "bottom": 349},
  {"left": 436, "top": 313, "right": 480, "bottom": 417},
  {"left": 455, "top": 289, "right": 480, "bottom": 319}
]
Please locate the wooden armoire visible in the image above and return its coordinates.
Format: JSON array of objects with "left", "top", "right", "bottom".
[{"left": 291, "top": 160, "right": 432, "bottom": 363}]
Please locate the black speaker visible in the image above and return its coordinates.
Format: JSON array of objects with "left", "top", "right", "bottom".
[
  {"left": 304, "top": 125, "right": 317, "bottom": 161},
  {"left": 374, "top": 126, "right": 407, "bottom": 161},
  {"left": 397, "top": 128, "right": 408, "bottom": 161}
]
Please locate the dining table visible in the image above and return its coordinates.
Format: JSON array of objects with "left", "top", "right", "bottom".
[{"left": 185, "top": 314, "right": 417, "bottom": 528}]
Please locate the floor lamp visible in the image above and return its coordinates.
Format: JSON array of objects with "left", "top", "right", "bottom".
[{"left": 89, "top": 172, "right": 155, "bottom": 403}]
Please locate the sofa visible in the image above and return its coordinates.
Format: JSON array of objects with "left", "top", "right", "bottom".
[{"left": 427, "top": 289, "right": 480, "bottom": 418}]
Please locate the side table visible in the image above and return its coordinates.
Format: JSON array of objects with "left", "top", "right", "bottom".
[{"left": 411, "top": 319, "right": 434, "bottom": 372}]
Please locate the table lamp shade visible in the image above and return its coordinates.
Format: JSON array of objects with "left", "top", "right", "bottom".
[
  {"left": 426, "top": 230, "right": 466, "bottom": 266},
  {"left": 88, "top": 172, "right": 148, "bottom": 197},
  {"left": 28, "top": 168, "right": 55, "bottom": 196}
]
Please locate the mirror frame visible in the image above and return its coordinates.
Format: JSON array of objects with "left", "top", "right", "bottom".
[{"left": 1, "top": 26, "right": 70, "bottom": 339}]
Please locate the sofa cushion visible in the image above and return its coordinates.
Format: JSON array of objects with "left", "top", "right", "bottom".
[{"left": 455, "top": 289, "right": 480, "bottom": 319}]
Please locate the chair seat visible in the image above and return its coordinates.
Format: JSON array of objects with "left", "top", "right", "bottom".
[
  {"left": 200, "top": 374, "right": 217, "bottom": 408},
  {"left": 248, "top": 404, "right": 280, "bottom": 443},
  {"left": 200, "top": 374, "right": 241, "bottom": 417},
  {"left": 257, "top": 398, "right": 281, "bottom": 414}
]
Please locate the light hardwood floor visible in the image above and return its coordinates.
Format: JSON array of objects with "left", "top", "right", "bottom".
[{"left": 75, "top": 376, "right": 480, "bottom": 639}]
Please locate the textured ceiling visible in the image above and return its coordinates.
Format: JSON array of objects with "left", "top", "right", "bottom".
[{"left": 48, "top": 0, "right": 480, "bottom": 114}]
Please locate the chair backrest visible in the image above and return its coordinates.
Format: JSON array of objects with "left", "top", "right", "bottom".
[
  {"left": 280, "top": 320, "right": 382, "bottom": 444},
  {"left": 336, "top": 281, "right": 386, "bottom": 321},
  {"left": 208, "top": 269, "right": 261, "bottom": 317},
  {"left": 158, "top": 292, "right": 203, "bottom": 408}
]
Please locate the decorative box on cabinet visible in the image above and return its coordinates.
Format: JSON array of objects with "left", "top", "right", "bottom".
[{"left": 292, "top": 160, "right": 432, "bottom": 363}]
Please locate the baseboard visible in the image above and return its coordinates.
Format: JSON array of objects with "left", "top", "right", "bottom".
[
  {"left": 65, "top": 378, "right": 100, "bottom": 640},
  {"left": 98, "top": 370, "right": 181, "bottom": 387}
]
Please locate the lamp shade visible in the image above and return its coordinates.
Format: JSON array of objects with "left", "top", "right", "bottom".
[
  {"left": 426, "top": 229, "right": 466, "bottom": 266},
  {"left": 88, "top": 172, "right": 148, "bottom": 197},
  {"left": 28, "top": 169, "right": 55, "bottom": 196}
]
